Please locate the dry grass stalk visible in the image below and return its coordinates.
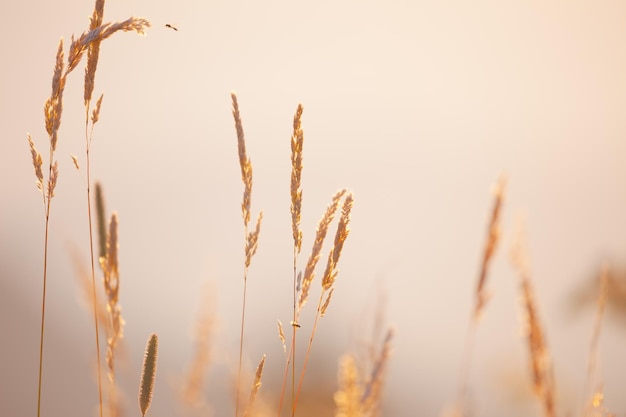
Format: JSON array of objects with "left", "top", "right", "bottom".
[
  {"left": 293, "top": 190, "right": 354, "bottom": 413},
  {"left": 361, "top": 328, "right": 393, "bottom": 417},
  {"left": 334, "top": 328, "right": 393, "bottom": 417},
  {"left": 453, "top": 176, "right": 506, "bottom": 417},
  {"left": 245, "top": 212, "right": 263, "bottom": 268},
  {"left": 474, "top": 174, "right": 506, "bottom": 318},
  {"left": 67, "top": 18, "right": 151, "bottom": 75},
  {"left": 180, "top": 286, "right": 216, "bottom": 413},
  {"left": 84, "top": 0, "right": 105, "bottom": 107},
  {"left": 230, "top": 92, "right": 263, "bottom": 417},
  {"left": 243, "top": 355, "right": 266, "bottom": 417},
  {"left": 77, "top": 14, "right": 150, "bottom": 417},
  {"left": 320, "top": 288, "right": 334, "bottom": 317},
  {"left": 511, "top": 226, "right": 556, "bottom": 417},
  {"left": 288, "top": 103, "right": 305, "bottom": 417},
  {"left": 322, "top": 193, "right": 354, "bottom": 291},
  {"left": 334, "top": 355, "right": 364, "bottom": 417},
  {"left": 32, "top": 41, "right": 64, "bottom": 409},
  {"left": 31, "top": 12, "right": 150, "bottom": 417},
  {"left": 41, "top": 17, "right": 150, "bottom": 157},
  {"left": 44, "top": 39, "right": 65, "bottom": 153},
  {"left": 231, "top": 91, "right": 253, "bottom": 227},
  {"left": 290, "top": 103, "right": 304, "bottom": 254},
  {"left": 297, "top": 189, "right": 348, "bottom": 314},
  {"left": 582, "top": 266, "right": 611, "bottom": 417},
  {"left": 97, "top": 212, "right": 125, "bottom": 417},
  {"left": 139, "top": 333, "right": 159, "bottom": 417}
]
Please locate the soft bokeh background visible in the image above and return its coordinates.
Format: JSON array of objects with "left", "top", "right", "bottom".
[{"left": 2, "top": 1, "right": 626, "bottom": 416}]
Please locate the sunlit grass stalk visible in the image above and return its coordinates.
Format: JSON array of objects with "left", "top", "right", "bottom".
[
  {"left": 231, "top": 92, "right": 263, "bottom": 417},
  {"left": 100, "top": 211, "right": 125, "bottom": 417},
  {"left": 83, "top": 2, "right": 106, "bottom": 409},
  {"left": 454, "top": 175, "right": 505, "bottom": 416},
  {"left": 290, "top": 103, "right": 304, "bottom": 412},
  {"left": 243, "top": 355, "right": 266, "bottom": 417},
  {"left": 293, "top": 190, "right": 353, "bottom": 415},
  {"left": 29, "top": 10, "right": 150, "bottom": 416},
  {"left": 582, "top": 265, "right": 610, "bottom": 416},
  {"left": 333, "top": 328, "right": 393, "bottom": 417},
  {"left": 29, "top": 35, "right": 64, "bottom": 417},
  {"left": 511, "top": 223, "right": 556, "bottom": 417}
]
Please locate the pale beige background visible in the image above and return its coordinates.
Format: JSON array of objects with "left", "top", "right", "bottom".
[{"left": 2, "top": 1, "right": 626, "bottom": 416}]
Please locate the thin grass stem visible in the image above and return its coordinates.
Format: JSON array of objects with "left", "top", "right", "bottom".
[
  {"left": 236, "top": 268, "right": 249, "bottom": 417},
  {"left": 85, "top": 130, "right": 104, "bottom": 417},
  {"left": 293, "top": 290, "right": 326, "bottom": 415},
  {"left": 36, "top": 178, "right": 52, "bottom": 417}
]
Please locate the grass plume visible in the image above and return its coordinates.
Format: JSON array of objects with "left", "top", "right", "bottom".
[
  {"left": 582, "top": 265, "right": 611, "bottom": 417},
  {"left": 453, "top": 175, "right": 506, "bottom": 416},
  {"left": 28, "top": 6, "right": 150, "bottom": 416},
  {"left": 289, "top": 104, "right": 305, "bottom": 411},
  {"left": 511, "top": 224, "right": 556, "bottom": 417},
  {"left": 99, "top": 212, "right": 125, "bottom": 417},
  {"left": 334, "top": 328, "right": 393, "bottom": 417},
  {"left": 243, "top": 355, "right": 267, "bottom": 417},
  {"left": 231, "top": 92, "right": 263, "bottom": 417},
  {"left": 294, "top": 190, "right": 354, "bottom": 414},
  {"left": 297, "top": 189, "right": 348, "bottom": 314},
  {"left": 139, "top": 333, "right": 159, "bottom": 417}
]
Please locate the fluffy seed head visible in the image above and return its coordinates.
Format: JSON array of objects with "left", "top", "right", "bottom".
[{"left": 139, "top": 333, "right": 158, "bottom": 417}]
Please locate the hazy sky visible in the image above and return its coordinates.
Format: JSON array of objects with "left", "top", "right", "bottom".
[{"left": 2, "top": 1, "right": 626, "bottom": 417}]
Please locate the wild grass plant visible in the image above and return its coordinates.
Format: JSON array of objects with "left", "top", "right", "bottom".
[{"left": 25, "top": 1, "right": 619, "bottom": 416}]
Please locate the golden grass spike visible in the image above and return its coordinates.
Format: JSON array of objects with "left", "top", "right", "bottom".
[
  {"left": 511, "top": 224, "right": 556, "bottom": 417},
  {"left": 474, "top": 174, "right": 506, "bottom": 318},
  {"left": 245, "top": 211, "right": 263, "bottom": 268},
  {"left": 362, "top": 328, "right": 393, "bottom": 417},
  {"left": 320, "top": 288, "right": 334, "bottom": 317},
  {"left": 298, "top": 189, "right": 347, "bottom": 313},
  {"left": 231, "top": 91, "right": 252, "bottom": 226},
  {"left": 67, "top": 18, "right": 151, "bottom": 75},
  {"left": 90, "top": 0, "right": 105, "bottom": 30},
  {"left": 106, "top": 212, "right": 119, "bottom": 283},
  {"left": 290, "top": 103, "right": 304, "bottom": 253},
  {"left": 47, "top": 161, "right": 59, "bottom": 200},
  {"left": 91, "top": 93, "right": 104, "bottom": 124},
  {"left": 84, "top": 0, "right": 105, "bottom": 106},
  {"left": 45, "top": 38, "right": 65, "bottom": 151},
  {"left": 94, "top": 182, "right": 107, "bottom": 259},
  {"left": 100, "top": 212, "right": 123, "bottom": 416},
  {"left": 243, "top": 355, "right": 266, "bottom": 417},
  {"left": 334, "top": 354, "right": 363, "bottom": 417},
  {"left": 139, "top": 333, "right": 158, "bottom": 417},
  {"left": 322, "top": 192, "right": 354, "bottom": 290},
  {"left": 27, "top": 134, "right": 44, "bottom": 192},
  {"left": 231, "top": 92, "right": 263, "bottom": 417}
]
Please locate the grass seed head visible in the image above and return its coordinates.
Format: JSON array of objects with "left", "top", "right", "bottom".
[{"left": 139, "top": 333, "right": 158, "bottom": 417}]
